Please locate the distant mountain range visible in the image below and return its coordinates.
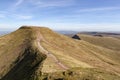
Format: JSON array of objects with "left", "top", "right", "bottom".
[
  {"left": 1, "top": 30, "right": 120, "bottom": 35},
  {"left": 0, "top": 31, "right": 11, "bottom": 36},
  {"left": 56, "top": 30, "right": 79, "bottom": 34},
  {"left": 79, "top": 32, "right": 120, "bottom": 35}
]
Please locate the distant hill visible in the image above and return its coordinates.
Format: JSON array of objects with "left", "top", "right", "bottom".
[
  {"left": 79, "top": 32, "right": 120, "bottom": 39},
  {"left": 0, "top": 31, "right": 11, "bottom": 36},
  {"left": 0, "top": 26, "right": 120, "bottom": 80},
  {"left": 56, "top": 30, "right": 78, "bottom": 34},
  {"left": 73, "top": 34, "right": 120, "bottom": 51}
]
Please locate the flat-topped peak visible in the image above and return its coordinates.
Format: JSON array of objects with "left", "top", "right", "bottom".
[
  {"left": 19, "top": 26, "right": 49, "bottom": 30},
  {"left": 17, "top": 26, "right": 53, "bottom": 38}
]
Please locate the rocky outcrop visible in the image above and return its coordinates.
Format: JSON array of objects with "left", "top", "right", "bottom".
[{"left": 72, "top": 34, "right": 81, "bottom": 40}]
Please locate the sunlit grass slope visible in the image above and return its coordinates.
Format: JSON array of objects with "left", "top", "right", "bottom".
[
  {"left": 78, "top": 34, "right": 120, "bottom": 51},
  {"left": 0, "top": 26, "right": 120, "bottom": 80}
]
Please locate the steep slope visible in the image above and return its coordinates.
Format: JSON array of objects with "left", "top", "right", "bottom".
[
  {"left": 0, "top": 27, "right": 47, "bottom": 80},
  {"left": 0, "top": 26, "right": 120, "bottom": 80}
]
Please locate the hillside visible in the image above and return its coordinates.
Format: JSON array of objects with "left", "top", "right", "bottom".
[
  {"left": 76, "top": 34, "right": 120, "bottom": 51},
  {"left": 0, "top": 26, "right": 120, "bottom": 80}
]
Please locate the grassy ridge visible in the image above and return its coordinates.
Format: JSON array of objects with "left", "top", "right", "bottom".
[
  {"left": 78, "top": 34, "right": 120, "bottom": 51},
  {"left": 0, "top": 26, "right": 120, "bottom": 80}
]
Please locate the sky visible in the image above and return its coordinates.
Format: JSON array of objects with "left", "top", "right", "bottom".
[{"left": 0, "top": 0, "right": 120, "bottom": 31}]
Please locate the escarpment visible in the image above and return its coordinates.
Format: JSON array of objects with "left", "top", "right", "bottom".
[
  {"left": 0, "top": 26, "right": 120, "bottom": 80},
  {"left": 0, "top": 26, "right": 47, "bottom": 80}
]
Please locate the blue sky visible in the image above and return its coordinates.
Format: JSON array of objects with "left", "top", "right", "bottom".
[{"left": 0, "top": 0, "right": 120, "bottom": 31}]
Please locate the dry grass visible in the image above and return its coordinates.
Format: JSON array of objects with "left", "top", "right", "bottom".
[
  {"left": 78, "top": 34, "right": 120, "bottom": 51},
  {"left": 0, "top": 26, "right": 120, "bottom": 80}
]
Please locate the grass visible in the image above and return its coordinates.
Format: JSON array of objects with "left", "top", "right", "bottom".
[
  {"left": 40, "top": 67, "right": 120, "bottom": 80},
  {"left": 39, "top": 27, "right": 120, "bottom": 75},
  {"left": 0, "top": 26, "right": 120, "bottom": 80},
  {"left": 78, "top": 34, "right": 120, "bottom": 51}
]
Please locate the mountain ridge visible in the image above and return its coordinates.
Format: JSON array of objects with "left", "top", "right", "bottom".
[{"left": 0, "top": 26, "right": 120, "bottom": 80}]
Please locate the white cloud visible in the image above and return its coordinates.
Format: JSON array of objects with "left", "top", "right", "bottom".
[
  {"left": 0, "top": 24, "right": 12, "bottom": 29},
  {"left": 14, "top": 0, "right": 25, "bottom": 7},
  {"left": 16, "top": 15, "right": 33, "bottom": 19},
  {"left": 30, "top": 0, "right": 74, "bottom": 8},
  {"left": 0, "top": 11, "right": 7, "bottom": 18},
  {"left": 10, "top": 0, "right": 25, "bottom": 10},
  {"left": 0, "top": 11, "right": 7, "bottom": 13},
  {"left": 0, "top": 14, "right": 5, "bottom": 18},
  {"left": 21, "top": 21, "right": 120, "bottom": 31},
  {"left": 40, "top": 22, "right": 120, "bottom": 31},
  {"left": 0, "top": 11, "right": 33, "bottom": 20},
  {"left": 78, "top": 7, "right": 120, "bottom": 12}
]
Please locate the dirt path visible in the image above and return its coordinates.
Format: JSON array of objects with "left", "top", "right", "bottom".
[{"left": 37, "top": 41, "right": 68, "bottom": 70}]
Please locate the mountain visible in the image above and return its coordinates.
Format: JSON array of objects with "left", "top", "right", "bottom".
[
  {"left": 56, "top": 31, "right": 78, "bottom": 34},
  {"left": 79, "top": 32, "right": 120, "bottom": 36},
  {"left": 75, "top": 34, "right": 120, "bottom": 51},
  {"left": 0, "top": 26, "right": 120, "bottom": 80}
]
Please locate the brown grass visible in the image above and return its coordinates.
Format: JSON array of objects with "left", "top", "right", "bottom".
[{"left": 0, "top": 26, "right": 120, "bottom": 80}]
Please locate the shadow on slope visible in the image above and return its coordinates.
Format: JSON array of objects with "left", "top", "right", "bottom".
[{"left": 1, "top": 47, "right": 46, "bottom": 80}]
